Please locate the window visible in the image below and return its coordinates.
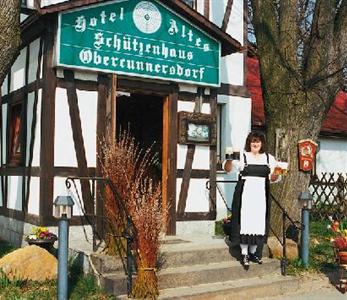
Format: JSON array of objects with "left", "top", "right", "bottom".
[
  {"left": 8, "top": 103, "right": 23, "bottom": 166},
  {"left": 182, "top": 0, "right": 196, "bottom": 9}
]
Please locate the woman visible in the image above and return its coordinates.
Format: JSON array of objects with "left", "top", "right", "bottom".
[{"left": 224, "top": 132, "right": 280, "bottom": 269}]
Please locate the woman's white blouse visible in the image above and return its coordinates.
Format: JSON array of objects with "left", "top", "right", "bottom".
[{"left": 228, "top": 152, "right": 281, "bottom": 182}]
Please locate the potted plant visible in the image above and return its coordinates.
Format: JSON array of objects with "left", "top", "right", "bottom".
[
  {"left": 328, "top": 217, "right": 347, "bottom": 264},
  {"left": 25, "top": 226, "right": 58, "bottom": 252}
]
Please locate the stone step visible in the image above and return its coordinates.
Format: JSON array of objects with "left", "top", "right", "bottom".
[
  {"left": 115, "top": 274, "right": 304, "bottom": 299},
  {"left": 158, "top": 258, "right": 279, "bottom": 289},
  {"left": 158, "top": 274, "right": 301, "bottom": 299},
  {"left": 90, "top": 246, "right": 235, "bottom": 275},
  {"left": 90, "top": 253, "right": 125, "bottom": 274},
  {"left": 99, "top": 258, "right": 280, "bottom": 296},
  {"left": 91, "top": 237, "right": 269, "bottom": 273},
  {"left": 159, "top": 244, "right": 238, "bottom": 269}
]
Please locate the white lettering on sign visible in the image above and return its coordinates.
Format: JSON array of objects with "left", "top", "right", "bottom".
[
  {"left": 78, "top": 49, "right": 206, "bottom": 80},
  {"left": 73, "top": 8, "right": 125, "bottom": 33},
  {"left": 167, "top": 19, "right": 210, "bottom": 52},
  {"left": 91, "top": 33, "right": 194, "bottom": 61}
]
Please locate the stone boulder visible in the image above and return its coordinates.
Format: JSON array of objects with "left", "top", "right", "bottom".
[
  {"left": 0, "top": 245, "right": 57, "bottom": 281},
  {"left": 267, "top": 236, "right": 299, "bottom": 260}
]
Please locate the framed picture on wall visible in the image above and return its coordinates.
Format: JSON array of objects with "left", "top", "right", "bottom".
[{"left": 178, "top": 112, "right": 216, "bottom": 146}]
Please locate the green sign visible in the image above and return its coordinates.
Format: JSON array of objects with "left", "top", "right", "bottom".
[{"left": 57, "top": 0, "right": 220, "bottom": 86}]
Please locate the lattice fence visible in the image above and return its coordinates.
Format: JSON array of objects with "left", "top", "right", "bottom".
[{"left": 309, "top": 173, "right": 347, "bottom": 220}]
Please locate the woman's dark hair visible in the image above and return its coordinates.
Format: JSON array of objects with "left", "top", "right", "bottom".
[{"left": 244, "top": 132, "right": 266, "bottom": 153}]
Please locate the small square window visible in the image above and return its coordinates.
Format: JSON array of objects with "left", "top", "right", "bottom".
[{"left": 8, "top": 103, "right": 23, "bottom": 166}]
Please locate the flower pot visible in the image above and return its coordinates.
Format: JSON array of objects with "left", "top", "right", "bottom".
[
  {"left": 337, "top": 251, "right": 347, "bottom": 265},
  {"left": 26, "top": 237, "right": 57, "bottom": 252}
]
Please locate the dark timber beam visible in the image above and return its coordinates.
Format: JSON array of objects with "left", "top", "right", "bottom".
[
  {"left": 64, "top": 70, "right": 94, "bottom": 215},
  {"left": 221, "top": 0, "right": 234, "bottom": 32}
]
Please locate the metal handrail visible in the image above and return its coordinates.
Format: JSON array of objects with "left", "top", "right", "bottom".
[
  {"left": 65, "top": 176, "right": 136, "bottom": 296},
  {"left": 206, "top": 179, "right": 303, "bottom": 276},
  {"left": 269, "top": 193, "right": 303, "bottom": 275}
]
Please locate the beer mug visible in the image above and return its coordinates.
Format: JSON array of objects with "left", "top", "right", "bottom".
[
  {"left": 232, "top": 148, "right": 240, "bottom": 160},
  {"left": 225, "top": 147, "right": 233, "bottom": 160},
  {"left": 274, "top": 162, "right": 288, "bottom": 175}
]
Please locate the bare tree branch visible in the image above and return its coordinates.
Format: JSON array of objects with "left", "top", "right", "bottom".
[
  {"left": 304, "top": 0, "right": 336, "bottom": 83},
  {"left": 278, "top": 0, "right": 299, "bottom": 69}
]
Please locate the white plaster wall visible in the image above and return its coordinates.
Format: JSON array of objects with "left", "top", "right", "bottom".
[
  {"left": 54, "top": 88, "right": 97, "bottom": 167},
  {"left": 41, "top": 0, "right": 68, "bottom": 7},
  {"left": 26, "top": 91, "right": 42, "bottom": 167},
  {"left": 177, "top": 101, "right": 211, "bottom": 113},
  {"left": 196, "top": 0, "right": 204, "bottom": 15},
  {"left": 28, "top": 39, "right": 41, "bottom": 83},
  {"left": 221, "top": 53, "right": 244, "bottom": 86},
  {"left": 10, "top": 48, "right": 27, "bottom": 92},
  {"left": 2, "top": 104, "right": 8, "bottom": 164},
  {"left": 25, "top": 0, "right": 35, "bottom": 8},
  {"left": 177, "top": 145, "right": 210, "bottom": 169},
  {"left": 316, "top": 138, "right": 347, "bottom": 174},
  {"left": 26, "top": 177, "right": 40, "bottom": 215},
  {"left": 1, "top": 75, "right": 8, "bottom": 96},
  {"left": 176, "top": 220, "right": 215, "bottom": 236},
  {"left": 215, "top": 95, "right": 252, "bottom": 220},
  {"left": 179, "top": 84, "right": 198, "bottom": 93},
  {"left": 178, "top": 101, "right": 195, "bottom": 113},
  {"left": 56, "top": 69, "right": 98, "bottom": 82},
  {"left": 176, "top": 178, "right": 210, "bottom": 212},
  {"left": 54, "top": 177, "right": 86, "bottom": 216},
  {"left": 55, "top": 88, "right": 76, "bottom": 166},
  {"left": 197, "top": 0, "right": 244, "bottom": 44},
  {"left": 218, "top": 95, "right": 251, "bottom": 153},
  {"left": 7, "top": 176, "right": 23, "bottom": 210},
  {"left": 78, "top": 90, "right": 98, "bottom": 167},
  {"left": 226, "top": 0, "right": 244, "bottom": 45}
]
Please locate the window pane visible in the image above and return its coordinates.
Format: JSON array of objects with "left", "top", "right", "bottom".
[{"left": 9, "top": 103, "right": 23, "bottom": 165}]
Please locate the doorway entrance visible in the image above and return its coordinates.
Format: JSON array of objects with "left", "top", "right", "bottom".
[{"left": 116, "top": 92, "right": 163, "bottom": 184}]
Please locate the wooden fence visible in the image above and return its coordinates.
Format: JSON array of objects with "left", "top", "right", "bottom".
[{"left": 309, "top": 173, "right": 347, "bottom": 220}]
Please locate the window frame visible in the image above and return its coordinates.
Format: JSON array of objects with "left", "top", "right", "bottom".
[{"left": 7, "top": 101, "right": 24, "bottom": 167}]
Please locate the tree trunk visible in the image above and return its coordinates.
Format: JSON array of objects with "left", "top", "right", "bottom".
[
  {"left": 0, "top": 0, "right": 21, "bottom": 85},
  {"left": 250, "top": 0, "right": 347, "bottom": 236}
]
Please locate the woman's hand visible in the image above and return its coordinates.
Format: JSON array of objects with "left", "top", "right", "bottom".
[
  {"left": 270, "top": 173, "right": 279, "bottom": 182},
  {"left": 224, "top": 160, "right": 233, "bottom": 172}
]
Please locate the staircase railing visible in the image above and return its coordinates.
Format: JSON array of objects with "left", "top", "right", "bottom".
[
  {"left": 206, "top": 179, "right": 302, "bottom": 276},
  {"left": 65, "top": 176, "right": 136, "bottom": 296},
  {"left": 268, "top": 193, "right": 302, "bottom": 275}
]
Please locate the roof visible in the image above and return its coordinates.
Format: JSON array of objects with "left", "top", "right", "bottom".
[
  {"left": 24, "top": 0, "right": 242, "bottom": 56},
  {"left": 246, "top": 56, "right": 347, "bottom": 136}
]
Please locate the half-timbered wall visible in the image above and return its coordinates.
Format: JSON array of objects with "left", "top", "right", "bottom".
[
  {"left": 2, "top": 0, "right": 249, "bottom": 243},
  {"left": 0, "top": 32, "right": 44, "bottom": 244}
]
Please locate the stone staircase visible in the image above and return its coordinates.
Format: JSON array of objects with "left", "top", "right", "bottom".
[{"left": 89, "top": 236, "right": 322, "bottom": 299}]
